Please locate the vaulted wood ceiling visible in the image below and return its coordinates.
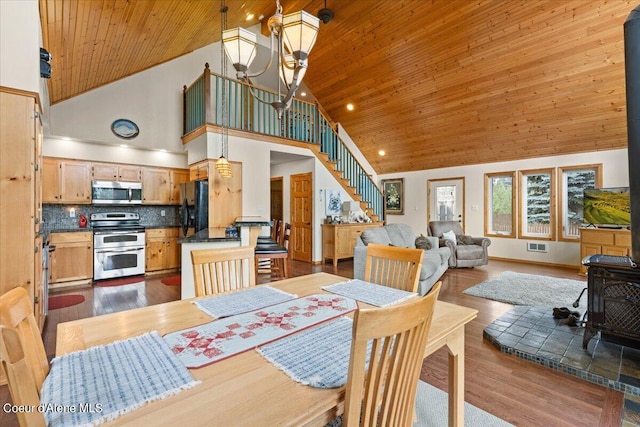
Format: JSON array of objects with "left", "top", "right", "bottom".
[{"left": 39, "top": 0, "right": 633, "bottom": 174}]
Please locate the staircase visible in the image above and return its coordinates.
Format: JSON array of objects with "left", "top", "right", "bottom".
[{"left": 182, "top": 64, "right": 384, "bottom": 222}]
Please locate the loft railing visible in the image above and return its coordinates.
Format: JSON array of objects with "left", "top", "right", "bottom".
[{"left": 183, "top": 63, "right": 384, "bottom": 221}]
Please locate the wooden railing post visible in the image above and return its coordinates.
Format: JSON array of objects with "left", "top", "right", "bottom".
[
  {"left": 182, "top": 85, "right": 188, "bottom": 135},
  {"left": 204, "top": 63, "right": 211, "bottom": 125}
]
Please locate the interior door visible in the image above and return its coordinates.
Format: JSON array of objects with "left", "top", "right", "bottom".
[
  {"left": 290, "top": 172, "right": 312, "bottom": 262},
  {"left": 428, "top": 178, "right": 465, "bottom": 230}
]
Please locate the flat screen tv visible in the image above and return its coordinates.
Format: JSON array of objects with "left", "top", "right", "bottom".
[{"left": 583, "top": 187, "right": 631, "bottom": 228}]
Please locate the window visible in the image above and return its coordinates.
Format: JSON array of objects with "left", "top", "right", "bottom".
[
  {"left": 519, "top": 169, "right": 555, "bottom": 240},
  {"left": 485, "top": 172, "right": 516, "bottom": 237},
  {"left": 558, "top": 164, "right": 602, "bottom": 240}
]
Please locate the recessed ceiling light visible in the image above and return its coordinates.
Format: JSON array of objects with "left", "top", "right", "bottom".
[
  {"left": 246, "top": 13, "right": 254, "bottom": 20},
  {"left": 300, "top": 91, "right": 307, "bottom": 97},
  {"left": 346, "top": 103, "right": 354, "bottom": 111},
  {"left": 378, "top": 150, "right": 386, "bottom": 156}
]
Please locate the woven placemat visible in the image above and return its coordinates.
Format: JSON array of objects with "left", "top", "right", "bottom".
[{"left": 193, "top": 286, "right": 297, "bottom": 318}]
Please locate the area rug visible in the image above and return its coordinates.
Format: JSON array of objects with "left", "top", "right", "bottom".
[
  {"left": 48, "top": 294, "right": 85, "bottom": 310},
  {"left": 323, "top": 380, "right": 513, "bottom": 427},
  {"left": 161, "top": 274, "right": 181, "bottom": 286},
  {"left": 463, "top": 271, "right": 587, "bottom": 312},
  {"left": 95, "top": 275, "right": 145, "bottom": 287}
]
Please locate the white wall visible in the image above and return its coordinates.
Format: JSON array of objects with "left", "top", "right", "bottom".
[
  {"left": 381, "top": 148, "right": 629, "bottom": 267},
  {"left": 43, "top": 137, "right": 188, "bottom": 169},
  {"left": 47, "top": 43, "right": 227, "bottom": 155},
  {"left": 0, "top": 0, "right": 40, "bottom": 93}
]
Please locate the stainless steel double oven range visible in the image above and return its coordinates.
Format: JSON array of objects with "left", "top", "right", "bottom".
[{"left": 91, "top": 212, "right": 145, "bottom": 281}]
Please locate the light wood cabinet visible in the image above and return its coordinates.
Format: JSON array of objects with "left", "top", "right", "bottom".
[
  {"left": 170, "top": 169, "right": 189, "bottom": 204},
  {"left": 145, "top": 228, "right": 180, "bottom": 273},
  {"left": 42, "top": 158, "right": 92, "bottom": 203},
  {"left": 189, "top": 161, "right": 210, "bottom": 181},
  {"left": 92, "top": 162, "right": 142, "bottom": 182},
  {"left": 0, "top": 89, "right": 45, "bottom": 355},
  {"left": 210, "top": 161, "right": 243, "bottom": 228},
  {"left": 48, "top": 231, "right": 93, "bottom": 287},
  {"left": 142, "top": 168, "right": 171, "bottom": 204},
  {"left": 322, "top": 223, "right": 381, "bottom": 267},
  {"left": 579, "top": 227, "right": 631, "bottom": 273}
]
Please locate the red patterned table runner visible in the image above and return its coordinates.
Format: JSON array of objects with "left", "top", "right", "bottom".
[{"left": 163, "top": 294, "right": 357, "bottom": 368}]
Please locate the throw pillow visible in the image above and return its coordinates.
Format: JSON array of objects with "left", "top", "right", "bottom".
[
  {"left": 415, "top": 234, "right": 432, "bottom": 250},
  {"left": 442, "top": 230, "right": 457, "bottom": 246}
]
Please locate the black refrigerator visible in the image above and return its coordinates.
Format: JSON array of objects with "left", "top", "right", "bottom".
[{"left": 179, "top": 180, "right": 208, "bottom": 236}]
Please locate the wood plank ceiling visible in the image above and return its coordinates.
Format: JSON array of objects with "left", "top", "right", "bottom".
[{"left": 39, "top": 0, "right": 633, "bottom": 174}]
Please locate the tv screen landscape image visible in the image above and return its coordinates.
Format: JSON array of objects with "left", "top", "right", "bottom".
[{"left": 583, "top": 187, "right": 631, "bottom": 227}]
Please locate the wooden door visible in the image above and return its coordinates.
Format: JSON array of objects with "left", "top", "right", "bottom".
[
  {"left": 145, "top": 238, "right": 165, "bottom": 272},
  {"left": 290, "top": 172, "right": 312, "bottom": 262},
  {"left": 270, "top": 177, "right": 284, "bottom": 221},
  {"left": 50, "top": 242, "right": 93, "bottom": 283}
]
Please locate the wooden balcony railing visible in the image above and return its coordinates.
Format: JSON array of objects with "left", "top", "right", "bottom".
[{"left": 183, "top": 63, "right": 384, "bottom": 221}]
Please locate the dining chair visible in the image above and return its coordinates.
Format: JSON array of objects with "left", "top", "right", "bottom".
[
  {"left": 343, "top": 282, "right": 442, "bottom": 427},
  {"left": 254, "top": 223, "right": 292, "bottom": 283},
  {"left": 363, "top": 243, "right": 424, "bottom": 293},
  {"left": 191, "top": 246, "right": 256, "bottom": 296},
  {"left": 0, "top": 286, "right": 48, "bottom": 427}
]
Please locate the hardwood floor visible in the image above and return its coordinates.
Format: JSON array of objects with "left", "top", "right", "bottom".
[{"left": 1, "top": 261, "right": 623, "bottom": 426}]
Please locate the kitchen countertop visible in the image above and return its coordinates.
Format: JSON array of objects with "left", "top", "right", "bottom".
[
  {"left": 234, "top": 216, "right": 271, "bottom": 227},
  {"left": 178, "top": 227, "right": 241, "bottom": 244}
]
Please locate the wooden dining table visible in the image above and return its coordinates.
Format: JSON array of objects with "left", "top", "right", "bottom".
[{"left": 56, "top": 272, "right": 477, "bottom": 426}]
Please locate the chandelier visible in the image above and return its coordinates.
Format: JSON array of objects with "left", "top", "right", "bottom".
[
  {"left": 222, "top": 0, "right": 320, "bottom": 118},
  {"left": 216, "top": 0, "right": 232, "bottom": 178}
]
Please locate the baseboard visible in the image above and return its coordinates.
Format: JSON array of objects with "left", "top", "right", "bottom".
[{"left": 488, "top": 256, "right": 579, "bottom": 271}]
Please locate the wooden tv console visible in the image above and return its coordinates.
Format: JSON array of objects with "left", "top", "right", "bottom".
[{"left": 579, "top": 227, "right": 631, "bottom": 274}]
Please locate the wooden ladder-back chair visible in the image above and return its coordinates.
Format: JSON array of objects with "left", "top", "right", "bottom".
[
  {"left": 191, "top": 246, "right": 256, "bottom": 296},
  {"left": 343, "top": 282, "right": 442, "bottom": 427},
  {"left": 364, "top": 243, "right": 424, "bottom": 293},
  {"left": 0, "top": 286, "right": 48, "bottom": 427},
  {"left": 254, "top": 223, "right": 292, "bottom": 283}
]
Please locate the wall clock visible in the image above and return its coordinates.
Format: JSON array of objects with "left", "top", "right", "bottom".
[{"left": 111, "top": 119, "right": 139, "bottom": 139}]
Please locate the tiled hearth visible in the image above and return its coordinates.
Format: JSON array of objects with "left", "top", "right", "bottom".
[{"left": 484, "top": 305, "right": 640, "bottom": 425}]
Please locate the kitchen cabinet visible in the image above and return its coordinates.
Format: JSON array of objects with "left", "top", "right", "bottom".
[
  {"left": 42, "top": 157, "right": 92, "bottom": 204},
  {"left": 189, "top": 161, "right": 209, "bottom": 181},
  {"left": 322, "top": 223, "right": 381, "bottom": 267},
  {"left": 142, "top": 168, "right": 171, "bottom": 204},
  {"left": 92, "top": 162, "right": 142, "bottom": 182},
  {"left": 170, "top": 169, "right": 189, "bottom": 204},
  {"left": 146, "top": 228, "right": 180, "bottom": 273},
  {"left": 209, "top": 161, "right": 243, "bottom": 228},
  {"left": 0, "top": 89, "right": 45, "bottom": 344},
  {"left": 48, "top": 231, "right": 93, "bottom": 288},
  {"left": 579, "top": 227, "right": 631, "bottom": 274}
]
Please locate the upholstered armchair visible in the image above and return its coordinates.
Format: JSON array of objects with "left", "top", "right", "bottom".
[{"left": 428, "top": 221, "right": 491, "bottom": 268}]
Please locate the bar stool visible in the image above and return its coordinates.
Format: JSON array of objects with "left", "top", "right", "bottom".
[{"left": 255, "top": 223, "right": 292, "bottom": 283}]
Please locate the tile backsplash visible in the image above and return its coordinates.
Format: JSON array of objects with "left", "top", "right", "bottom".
[{"left": 42, "top": 204, "right": 180, "bottom": 232}]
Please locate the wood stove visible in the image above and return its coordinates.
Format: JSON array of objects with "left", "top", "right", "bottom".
[{"left": 582, "top": 255, "right": 640, "bottom": 349}]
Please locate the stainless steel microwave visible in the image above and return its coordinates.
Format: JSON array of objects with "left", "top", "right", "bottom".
[{"left": 91, "top": 180, "right": 143, "bottom": 204}]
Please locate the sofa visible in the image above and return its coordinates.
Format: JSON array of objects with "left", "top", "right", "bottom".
[
  {"left": 428, "top": 221, "right": 491, "bottom": 268},
  {"left": 353, "top": 223, "right": 450, "bottom": 296}
]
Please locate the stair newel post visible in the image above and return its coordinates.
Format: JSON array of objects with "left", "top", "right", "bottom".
[{"left": 204, "top": 63, "right": 212, "bottom": 125}]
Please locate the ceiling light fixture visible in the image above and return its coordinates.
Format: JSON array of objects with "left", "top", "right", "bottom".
[
  {"left": 216, "top": 0, "right": 232, "bottom": 178},
  {"left": 346, "top": 103, "right": 354, "bottom": 111},
  {"left": 378, "top": 150, "right": 385, "bottom": 156},
  {"left": 222, "top": 0, "right": 320, "bottom": 119}
]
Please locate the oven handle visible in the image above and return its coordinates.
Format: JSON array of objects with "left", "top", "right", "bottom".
[
  {"left": 94, "top": 230, "right": 144, "bottom": 235},
  {"left": 128, "top": 187, "right": 132, "bottom": 202},
  {"left": 95, "top": 248, "right": 144, "bottom": 254}
]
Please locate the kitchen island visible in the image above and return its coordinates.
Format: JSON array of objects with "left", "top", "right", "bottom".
[{"left": 178, "top": 217, "right": 270, "bottom": 299}]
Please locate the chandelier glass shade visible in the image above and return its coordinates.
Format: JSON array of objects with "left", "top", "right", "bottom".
[{"left": 222, "top": 1, "right": 319, "bottom": 117}]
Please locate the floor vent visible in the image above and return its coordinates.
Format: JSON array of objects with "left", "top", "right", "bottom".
[{"left": 527, "top": 242, "right": 547, "bottom": 253}]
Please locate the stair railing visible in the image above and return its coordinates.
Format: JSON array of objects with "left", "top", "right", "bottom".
[{"left": 183, "top": 64, "right": 384, "bottom": 221}]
